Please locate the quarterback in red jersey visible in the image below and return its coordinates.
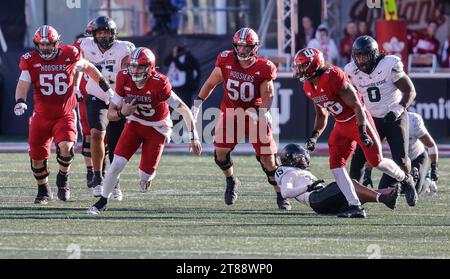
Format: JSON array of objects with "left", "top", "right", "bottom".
[
  {"left": 293, "top": 47, "right": 417, "bottom": 218},
  {"left": 15, "top": 25, "right": 117, "bottom": 204},
  {"left": 87, "top": 47, "right": 202, "bottom": 214},
  {"left": 191, "top": 27, "right": 291, "bottom": 210}
]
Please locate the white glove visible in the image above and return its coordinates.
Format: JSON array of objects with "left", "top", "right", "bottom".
[
  {"left": 191, "top": 105, "right": 200, "bottom": 123},
  {"left": 14, "top": 102, "right": 27, "bottom": 116},
  {"left": 104, "top": 88, "right": 114, "bottom": 105}
]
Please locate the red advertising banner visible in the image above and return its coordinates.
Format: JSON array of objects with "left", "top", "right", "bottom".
[{"left": 375, "top": 19, "right": 408, "bottom": 71}]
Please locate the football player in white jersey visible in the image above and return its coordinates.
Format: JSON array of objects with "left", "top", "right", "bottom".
[
  {"left": 345, "top": 36, "right": 417, "bottom": 195},
  {"left": 77, "top": 16, "right": 135, "bottom": 199},
  {"left": 275, "top": 144, "right": 399, "bottom": 215},
  {"left": 361, "top": 112, "right": 439, "bottom": 194}
]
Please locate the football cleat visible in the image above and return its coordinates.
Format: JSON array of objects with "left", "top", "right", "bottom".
[
  {"left": 400, "top": 173, "right": 418, "bottom": 206},
  {"left": 87, "top": 198, "right": 108, "bottom": 215},
  {"left": 93, "top": 185, "right": 103, "bottom": 198},
  {"left": 337, "top": 205, "right": 367, "bottom": 218},
  {"left": 110, "top": 182, "right": 123, "bottom": 201},
  {"left": 379, "top": 185, "right": 400, "bottom": 210},
  {"left": 276, "top": 192, "right": 292, "bottom": 210},
  {"left": 56, "top": 172, "right": 70, "bottom": 201},
  {"left": 34, "top": 185, "right": 53, "bottom": 205},
  {"left": 224, "top": 176, "right": 240, "bottom": 205},
  {"left": 139, "top": 180, "right": 152, "bottom": 193}
]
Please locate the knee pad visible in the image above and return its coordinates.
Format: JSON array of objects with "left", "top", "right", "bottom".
[
  {"left": 81, "top": 136, "right": 91, "bottom": 157},
  {"left": 56, "top": 146, "right": 74, "bottom": 168},
  {"left": 214, "top": 151, "right": 233, "bottom": 171},
  {"left": 30, "top": 159, "right": 49, "bottom": 180},
  {"left": 256, "top": 156, "right": 278, "bottom": 186}
]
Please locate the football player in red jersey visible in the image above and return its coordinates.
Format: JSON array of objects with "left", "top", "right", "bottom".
[
  {"left": 191, "top": 27, "right": 291, "bottom": 210},
  {"left": 73, "top": 19, "right": 95, "bottom": 188},
  {"left": 292, "top": 48, "right": 417, "bottom": 218},
  {"left": 15, "top": 25, "right": 117, "bottom": 204},
  {"left": 87, "top": 47, "right": 202, "bottom": 214}
]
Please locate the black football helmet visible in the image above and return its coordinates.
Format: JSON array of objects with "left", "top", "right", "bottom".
[
  {"left": 279, "top": 144, "right": 310, "bottom": 169},
  {"left": 352, "top": 35, "right": 380, "bottom": 74},
  {"left": 92, "top": 16, "right": 117, "bottom": 49}
]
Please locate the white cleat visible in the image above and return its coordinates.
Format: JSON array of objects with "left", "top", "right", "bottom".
[
  {"left": 93, "top": 185, "right": 103, "bottom": 197},
  {"left": 110, "top": 187, "right": 123, "bottom": 201},
  {"left": 87, "top": 206, "right": 102, "bottom": 215},
  {"left": 139, "top": 180, "right": 152, "bottom": 193}
]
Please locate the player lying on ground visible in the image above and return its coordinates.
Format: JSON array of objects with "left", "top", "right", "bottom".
[
  {"left": 361, "top": 112, "right": 439, "bottom": 194},
  {"left": 275, "top": 144, "right": 400, "bottom": 216},
  {"left": 87, "top": 47, "right": 202, "bottom": 215},
  {"left": 293, "top": 47, "right": 417, "bottom": 218},
  {"left": 15, "top": 25, "right": 116, "bottom": 204}
]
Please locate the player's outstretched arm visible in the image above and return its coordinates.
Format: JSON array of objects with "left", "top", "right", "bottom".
[
  {"left": 168, "top": 93, "right": 202, "bottom": 155},
  {"left": 419, "top": 133, "right": 439, "bottom": 181},
  {"left": 14, "top": 78, "right": 31, "bottom": 116},
  {"left": 339, "top": 82, "right": 372, "bottom": 147},
  {"left": 305, "top": 105, "right": 328, "bottom": 152},
  {"left": 191, "top": 67, "right": 223, "bottom": 122},
  {"left": 75, "top": 58, "right": 115, "bottom": 104}
]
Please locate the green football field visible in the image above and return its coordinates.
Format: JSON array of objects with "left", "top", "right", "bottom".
[{"left": 0, "top": 152, "right": 449, "bottom": 259}]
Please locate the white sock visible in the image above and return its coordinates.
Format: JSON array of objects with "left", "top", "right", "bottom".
[
  {"left": 376, "top": 193, "right": 381, "bottom": 203},
  {"left": 102, "top": 155, "right": 128, "bottom": 199},
  {"left": 375, "top": 158, "right": 406, "bottom": 182},
  {"left": 331, "top": 168, "right": 361, "bottom": 206},
  {"left": 139, "top": 169, "right": 156, "bottom": 183}
]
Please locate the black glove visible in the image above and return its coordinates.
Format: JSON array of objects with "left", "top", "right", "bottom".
[
  {"left": 359, "top": 125, "right": 373, "bottom": 147},
  {"left": 383, "top": 111, "right": 399, "bottom": 123},
  {"left": 307, "top": 179, "right": 325, "bottom": 192},
  {"left": 430, "top": 162, "right": 438, "bottom": 181},
  {"left": 305, "top": 130, "right": 320, "bottom": 152}
]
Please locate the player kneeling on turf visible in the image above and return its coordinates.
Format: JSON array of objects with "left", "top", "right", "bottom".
[
  {"left": 87, "top": 47, "right": 202, "bottom": 215},
  {"left": 275, "top": 144, "right": 400, "bottom": 217}
]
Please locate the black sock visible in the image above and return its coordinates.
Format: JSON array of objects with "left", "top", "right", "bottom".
[
  {"left": 94, "top": 196, "right": 108, "bottom": 208},
  {"left": 87, "top": 166, "right": 93, "bottom": 173},
  {"left": 94, "top": 171, "right": 102, "bottom": 178},
  {"left": 226, "top": 175, "right": 234, "bottom": 181},
  {"left": 37, "top": 183, "right": 50, "bottom": 195}
]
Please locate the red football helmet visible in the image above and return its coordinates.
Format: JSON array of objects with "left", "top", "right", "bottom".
[
  {"left": 232, "top": 27, "right": 259, "bottom": 61},
  {"left": 128, "top": 47, "right": 156, "bottom": 82},
  {"left": 292, "top": 48, "right": 325, "bottom": 82},
  {"left": 33, "top": 25, "right": 61, "bottom": 60},
  {"left": 85, "top": 19, "right": 95, "bottom": 36}
]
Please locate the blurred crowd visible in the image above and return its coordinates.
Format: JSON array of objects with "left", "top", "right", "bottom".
[{"left": 296, "top": 15, "right": 450, "bottom": 69}]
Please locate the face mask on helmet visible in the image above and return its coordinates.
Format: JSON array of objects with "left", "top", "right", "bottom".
[
  {"left": 36, "top": 41, "right": 60, "bottom": 60},
  {"left": 353, "top": 51, "right": 377, "bottom": 74},
  {"left": 233, "top": 43, "right": 257, "bottom": 61},
  {"left": 279, "top": 144, "right": 310, "bottom": 169},
  {"left": 128, "top": 63, "right": 149, "bottom": 83},
  {"left": 94, "top": 29, "right": 114, "bottom": 49},
  {"left": 293, "top": 61, "right": 314, "bottom": 82}
]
